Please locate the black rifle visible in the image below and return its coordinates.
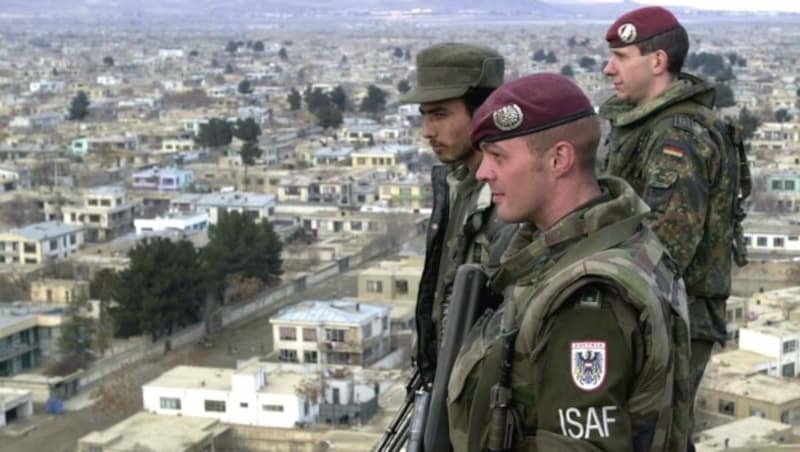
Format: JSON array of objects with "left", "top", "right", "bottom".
[
  {"left": 373, "top": 369, "right": 422, "bottom": 452},
  {"left": 423, "top": 263, "right": 490, "bottom": 452}
]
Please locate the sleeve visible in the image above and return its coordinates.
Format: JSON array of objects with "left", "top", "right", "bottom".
[
  {"left": 531, "top": 284, "right": 654, "bottom": 452},
  {"left": 640, "top": 127, "right": 719, "bottom": 272}
]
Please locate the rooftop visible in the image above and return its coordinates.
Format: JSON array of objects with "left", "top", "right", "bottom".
[
  {"left": 270, "top": 299, "right": 390, "bottom": 325},
  {"left": 78, "top": 412, "right": 227, "bottom": 451},
  {"left": 695, "top": 416, "right": 794, "bottom": 452},
  {"left": 7, "top": 221, "right": 83, "bottom": 241},
  {"left": 194, "top": 192, "right": 276, "bottom": 208},
  {"left": 709, "top": 349, "right": 774, "bottom": 376},
  {"left": 700, "top": 373, "right": 800, "bottom": 405}
]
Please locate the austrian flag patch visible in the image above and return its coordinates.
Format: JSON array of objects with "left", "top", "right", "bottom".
[
  {"left": 571, "top": 341, "right": 607, "bottom": 391},
  {"left": 662, "top": 145, "right": 685, "bottom": 158}
]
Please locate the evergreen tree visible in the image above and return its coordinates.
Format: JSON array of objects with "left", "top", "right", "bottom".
[
  {"left": 330, "top": 85, "right": 348, "bottom": 111},
  {"left": 196, "top": 118, "right": 233, "bottom": 149},
  {"left": 397, "top": 79, "right": 410, "bottom": 94},
  {"left": 68, "top": 91, "right": 90, "bottom": 121},
  {"left": 233, "top": 118, "right": 261, "bottom": 142},
  {"left": 287, "top": 88, "right": 302, "bottom": 111},
  {"left": 360, "top": 85, "right": 388, "bottom": 116}
]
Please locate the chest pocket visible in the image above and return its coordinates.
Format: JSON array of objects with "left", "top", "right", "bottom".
[
  {"left": 447, "top": 308, "right": 503, "bottom": 435},
  {"left": 643, "top": 170, "right": 678, "bottom": 212}
]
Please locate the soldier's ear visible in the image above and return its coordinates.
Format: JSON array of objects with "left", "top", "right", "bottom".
[
  {"left": 651, "top": 49, "right": 670, "bottom": 76},
  {"left": 550, "top": 140, "right": 576, "bottom": 177}
]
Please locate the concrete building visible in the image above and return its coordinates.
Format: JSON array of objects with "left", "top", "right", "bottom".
[
  {"left": 270, "top": 300, "right": 391, "bottom": 366},
  {"left": 743, "top": 214, "right": 800, "bottom": 255},
  {"left": 0, "top": 221, "right": 84, "bottom": 265},
  {"left": 0, "top": 304, "right": 64, "bottom": 377},
  {"left": 697, "top": 371, "right": 800, "bottom": 425},
  {"left": 78, "top": 412, "right": 228, "bottom": 452},
  {"left": 350, "top": 145, "right": 416, "bottom": 169},
  {"left": 62, "top": 186, "right": 137, "bottom": 242},
  {"left": 170, "top": 192, "right": 276, "bottom": 225},
  {"left": 134, "top": 212, "right": 209, "bottom": 236},
  {"left": 0, "top": 388, "right": 33, "bottom": 428},
  {"left": 132, "top": 167, "right": 194, "bottom": 192},
  {"left": 739, "top": 320, "right": 800, "bottom": 377},
  {"left": 30, "top": 279, "right": 90, "bottom": 305},
  {"left": 142, "top": 361, "right": 318, "bottom": 428},
  {"left": 356, "top": 257, "right": 422, "bottom": 302},
  {"left": 694, "top": 416, "right": 798, "bottom": 451}
]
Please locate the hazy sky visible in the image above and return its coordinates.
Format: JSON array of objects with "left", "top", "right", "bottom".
[{"left": 547, "top": 0, "right": 800, "bottom": 13}]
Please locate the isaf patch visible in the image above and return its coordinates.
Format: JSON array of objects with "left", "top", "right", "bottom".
[{"left": 571, "top": 341, "right": 606, "bottom": 391}]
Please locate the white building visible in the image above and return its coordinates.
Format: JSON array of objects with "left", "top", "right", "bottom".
[
  {"left": 270, "top": 300, "right": 391, "bottom": 366},
  {"left": 134, "top": 212, "right": 209, "bottom": 236},
  {"left": 0, "top": 388, "right": 33, "bottom": 427},
  {"left": 0, "top": 221, "right": 84, "bottom": 265},
  {"left": 743, "top": 214, "right": 800, "bottom": 255},
  {"left": 170, "top": 192, "right": 276, "bottom": 225},
  {"left": 142, "top": 361, "right": 318, "bottom": 428},
  {"left": 739, "top": 320, "right": 800, "bottom": 378}
]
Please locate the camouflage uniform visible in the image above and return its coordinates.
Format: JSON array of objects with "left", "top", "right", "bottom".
[
  {"left": 447, "top": 177, "right": 691, "bottom": 451},
  {"left": 600, "top": 74, "right": 739, "bottom": 424}
]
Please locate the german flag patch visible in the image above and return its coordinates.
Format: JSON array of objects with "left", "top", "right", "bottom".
[{"left": 662, "top": 144, "right": 685, "bottom": 158}]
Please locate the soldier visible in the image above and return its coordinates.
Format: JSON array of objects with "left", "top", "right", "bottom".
[
  {"left": 599, "top": 7, "right": 742, "bottom": 448},
  {"left": 399, "top": 43, "right": 515, "bottom": 387},
  {"left": 447, "top": 73, "right": 691, "bottom": 451}
]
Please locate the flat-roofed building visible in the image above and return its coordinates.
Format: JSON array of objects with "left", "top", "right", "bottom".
[
  {"left": 697, "top": 371, "right": 800, "bottom": 424},
  {"left": 270, "top": 300, "right": 391, "bottom": 366},
  {"left": 62, "top": 186, "right": 137, "bottom": 243},
  {"left": 357, "top": 257, "right": 422, "bottom": 302},
  {"left": 0, "top": 304, "right": 64, "bottom": 377},
  {"left": 0, "top": 221, "right": 84, "bottom": 265},
  {"left": 30, "top": 279, "right": 89, "bottom": 305},
  {"left": 77, "top": 412, "right": 228, "bottom": 452},
  {"left": 739, "top": 319, "right": 800, "bottom": 377},
  {"left": 693, "top": 416, "right": 798, "bottom": 451},
  {"left": 0, "top": 388, "right": 33, "bottom": 428}
]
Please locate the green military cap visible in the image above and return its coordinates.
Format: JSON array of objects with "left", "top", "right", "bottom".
[{"left": 399, "top": 43, "right": 505, "bottom": 104}]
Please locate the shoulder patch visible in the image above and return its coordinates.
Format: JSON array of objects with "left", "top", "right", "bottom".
[
  {"left": 662, "top": 141, "right": 686, "bottom": 159},
  {"left": 673, "top": 114, "right": 696, "bottom": 133},
  {"left": 571, "top": 341, "right": 607, "bottom": 391}
]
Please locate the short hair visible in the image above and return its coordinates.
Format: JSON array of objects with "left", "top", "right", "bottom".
[
  {"left": 463, "top": 86, "right": 497, "bottom": 116},
  {"left": 525, "top": 115, "right": 601, "bottom": 173},
  {"left": 636, "top": 26, "right": 689, "bottom": 75}
]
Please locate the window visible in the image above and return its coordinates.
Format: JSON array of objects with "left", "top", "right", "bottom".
[
  {"left": 263, "top": 404, "right": 284, "bottom": 412},
  {"left": 240, "top": 402, "right": 249, "bottom": 408},
  {"left": 88, "top": 199, "right": 99, "bottom": 206},
  {"left": 49, "top": 239, "right": 58, "bottom": 250},
  {"left": 100, "top": 199, "right": 111, "bottom": 206},
  {"left": 70, "top": 234, "right": 76, "bottom": 245},
  {"left": 774, "top": 237, "right": 785, "bottom": 248},
  {"left": 204, "top": 400, "right": 226, "bottom": 412},
  {"left": 160, "top": 397, "right": 181, "bottom": 410},
  {"left": 744, "top": 236, "right": 752, "bottom": 246},
  {"left": 395, "top": 280, "right": 408, "bottom": 294},
  {"left": 757, "top": 237, "right": 768, "bottom": 247},
  {"left": 735, "top": 308, "right": 743, "bottom": 320},
  {"left": 303, "top": 328, "right": 317, "bottom": 342},
  {"left": 718, "top": 400, "right": 735, "bottom": 415},
  {"left": 24, "top": 242, "right": 36, "bottom": 253},
  {"left": 332, "top": 387, "right": 341, "bottom": 404},
  {"left": 783, "top": 363, "right": 796, "bottom": 377},
  {"left": 749, "top": 407, "right": 766, "bottom": 418},
  {"left": 303, "top": 350, "right": 318, "bottom": 363},
  {"left": 382, "top": 316, "right": 388, "bottom": 331},
  {"left": 786, "top": 180, "right": 796, "bottom": 190},
  {"left": 279, "top": 327, "right": 297, "bottom": 341},
  {"left": 790, "top": 236, "right": 799, "bottom": 241},
  {"left": 367, "top": 280, "right": 383, "bottom": 293},
  {"left": 279, "top": 349, "right": 298, "bottom": 362},
  {"left": 772, "top": 180, "right": 783, "bottom": 190},
  {"left": 326, "top": 329, "right": 346, "bottom": 342},
  {"left": 362, "top": 323, "right": 373, "bottom": 338},
  {"left": 351, "top": 221, "right": 362, "bottom": 231},
  {"left": 784, "top": 340, "right": 797, "bottom": 354}
]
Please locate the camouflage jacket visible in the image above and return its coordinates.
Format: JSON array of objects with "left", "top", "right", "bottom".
[
  {"left": 447, "top": 177, "right": 690, "bottom": 451},
  {"left": 600, "top": 74, "right": 738, "bottom": 343},
  {"left": 415, "top": 162, "right": 515, "bottom": 384}
]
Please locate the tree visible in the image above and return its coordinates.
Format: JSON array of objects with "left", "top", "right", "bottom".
[
  {"left": 240, "top": 140, "right": 262, "bottom": 166},
  {"left": 102, "top": 56, "right": 114, "bottom": 67},
  {"left": 304, "top": 87, "right": 330, "bottom": 113},
  {"left": 196, "top": 118, "right": 233, "bottom": 149},
  {"left": 226, "top": 40, "right": 238, "bottom": 54},
  {"left": 533, "top": 49, "right": 546, "bottom": 62},
  {"left": 202, "top": 212, "right": 283, "bottom": 313},
  {"left": 714, "top": 84, "right": 736, "bottom": 108},
  {"left": 224, "top": 62, "right": 235, "bottom": 74},
  {"left": 238, "top": 79, "right": 253, "bottom": 95},
  {"left": 68, "top": 91, "right": 90, "bottom": 121},
  {"left": 330, "top": 85, "right": 348, "bottom": 111},
  {"left": 738, "top": 108, "right": 760, "bottom": 141},
  {"left": 287, "top": 88, "right": 302, "bottom": 111},
  {"left": 252, "top": 40, "right": 265, "bottom": 52},
  {"left": 279, "top": 47, "right": 288, "bottom": 60},
  {"left": 111, "top": 238, "right": 205, "bottom": 341},
  {"left": 545, "top": 50, "right": 558, "bottom": 64},
  {"left": 315, "top": 104, "right": 343, "bottom": 129},
  {"left": 91, "top": 268, "right": 116, "bottom": 357},
  {"left": 397, "top": 79, "right": 410, "bottom": 94},
  {"left": 189, "top": 49, "right": 199, "bottom": 57},
  {"left": 393, "top": 47, "right": 403, "bottom": 58},
  {"left": 233, "top": 118, "right": 261, "bottom": 142},
  {"left": 568, "top": 36, "right": 577, "bottom": 48},
  {"left": 0, "top": 196, "right": 42, "bottom": 227},
  {"left": 58, "top": 292, "right": 93, "bottom": 360},
  {"left": 560, "top": 65, "right": 575, "bottom": 78},
  {"left": 360, "top": 85, "right": 388, "bottom": 116},
  {"left": 775, "top": 108, "right": 792, "bottom": 123},
  {"left": 578, "top": 56, "right": 596, "bottom": 70}
]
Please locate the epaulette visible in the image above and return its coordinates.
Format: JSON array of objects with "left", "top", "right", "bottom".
[{"left": 672, "top": 114, "right": 697, "bottom": 133}]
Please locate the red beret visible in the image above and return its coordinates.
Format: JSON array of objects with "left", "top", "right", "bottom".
[
  {"left": 469, "top": 73, "right": 595, "bottom": 147},
  {"left": 606, "top": 6, "right": 682, "bottom": 48}
]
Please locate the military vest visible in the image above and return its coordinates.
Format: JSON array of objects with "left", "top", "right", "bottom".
[
  {"left": 447, "top": 178, "right": 691, "bottom": 451},
  {"left": 603, "top": 87, "right": 746, "bottom": 300}
]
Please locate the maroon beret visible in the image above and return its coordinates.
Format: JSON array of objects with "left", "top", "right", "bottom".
[
  {"left": 606, "top": 6, "right": 682, "bottom": 48},
  {"left": 469, "top": 73, "right": 595, "bottom": 147}
]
